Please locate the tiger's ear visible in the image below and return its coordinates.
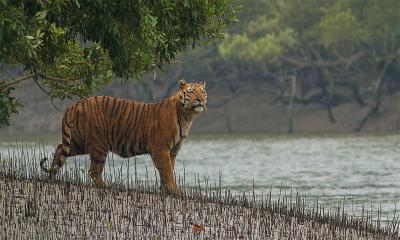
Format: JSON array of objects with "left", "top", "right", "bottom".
[
  {"left": 178, "top": 79, "right": 187, "bottom": 89},
  {"left": 201, "top": 81, "right": 206, "bottom": 87}
]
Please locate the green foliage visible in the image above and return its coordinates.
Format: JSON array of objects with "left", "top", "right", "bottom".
[
  {"left": 219, "top": 0, "right": 400, "bottom": 62},
  {"left": 217, "top": 0, "right": 399, "bottom": 127},
  {"left": 0, "top": 0, "right": 237, "bottom": 127},
  {"left": 318, "top": 7, "right": 367, "bottom": 47},
  {"left": 0, "top": 87, "right": 20, "bottom": 128}
]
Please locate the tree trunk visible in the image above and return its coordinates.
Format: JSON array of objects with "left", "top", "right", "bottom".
[
  {"left": 223, "top": 105, "right": 232, "bottom": 133},
  {"left": 288, "top": 75, "right": 296, "bottom": 134},
  {"left": 354, "top": 61, "right": 391, "bottom": 132}
]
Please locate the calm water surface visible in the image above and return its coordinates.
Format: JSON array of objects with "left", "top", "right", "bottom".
[{"left": 1, "top": 134, "right": 399, "bottom": 218}]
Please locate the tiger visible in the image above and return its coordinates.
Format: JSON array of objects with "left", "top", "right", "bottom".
[{"left": 40, "top": 79, "right": 207, "bottom": 193}]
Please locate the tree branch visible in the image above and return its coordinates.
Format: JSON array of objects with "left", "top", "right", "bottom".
[
  {"left": 0, "top": 73, "right": 36, "bottom": 89},
  {"left": 0, "top": 72, "right": 76, "bottom": 90},
  {"left": 32, "top": 78, "right": 61, "bottom": 110},
  {"left": 41, "top": 74, "right": 77, "bottom": 82},
  {"left": 281, "top": 52, "right": 363, "bottom": 69}
]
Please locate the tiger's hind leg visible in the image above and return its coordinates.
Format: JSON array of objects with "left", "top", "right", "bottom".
[
  {"left": 41, "top": 143, "right": 70, "bottom": 179},
  {"left": 89, "top": 150, "right": 108, "bottom": 187},
  {"left": 41, "top": 135, "right": 86, "bottom": 179},
  {"left": 47, "top": 144, "right": 63, "bottom": 178}
]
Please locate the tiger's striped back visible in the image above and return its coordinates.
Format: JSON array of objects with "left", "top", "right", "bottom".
[{"left": 62, "top": 96, "right": 174, "bottom": 157}]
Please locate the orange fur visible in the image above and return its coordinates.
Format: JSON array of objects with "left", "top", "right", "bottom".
[{"left": 40, "top": 80, "right": 207, "bottom": 193}]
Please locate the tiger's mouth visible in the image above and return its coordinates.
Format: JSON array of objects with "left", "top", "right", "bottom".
[
  {"left": 194, "top": 106, "right": 204, "bottom": 112},
  {"left": 191, "top": 102, "right": 206, "bottom": 112}
]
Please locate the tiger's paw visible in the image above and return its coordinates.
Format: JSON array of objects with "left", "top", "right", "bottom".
[
  {"left": 161, "top": 184, "right": 185, "bottom": 197},
  {"left": 172, "top": 186, "right": 186, "bottom": 197}
]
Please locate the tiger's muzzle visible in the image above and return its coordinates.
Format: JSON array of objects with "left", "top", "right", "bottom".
[{"left": 192, "top": 100, "right": 207, "bottom": 112}]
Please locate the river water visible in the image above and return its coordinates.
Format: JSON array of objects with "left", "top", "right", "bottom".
[{"left": 1, "top": 134, "right": 399, "bottom": 220}]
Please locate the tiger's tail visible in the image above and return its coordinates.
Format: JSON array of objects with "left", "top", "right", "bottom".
[
  {"left": 40, "top": 157, "right": 52, "bottom": 173},
  {"left": 40, "top": 107, "right": 75, "bottom": 174}
]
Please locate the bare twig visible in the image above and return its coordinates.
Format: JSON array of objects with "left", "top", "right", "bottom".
[
  {"left": 32, "top": 78, "right": 60, "bottom": 111},
  {"left": 288, "top": 75, "right": 296, "bottom": 133}
]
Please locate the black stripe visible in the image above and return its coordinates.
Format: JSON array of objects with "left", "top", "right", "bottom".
[
  {"left": 113, "top": 101, "right": 128, "bottom": 145},
  {"left": 91, "top": 98, "right": 103, "bottom": 134},
  {"left": 183, "top": 112, "right": 189, "bottom": 122},
  {"left": 119, "top": 101, "right": 129, "bottom": 122},
  {"left": 88, "top": 98, "right": 99, "bottom": 132},
  {"left": 95, "top": 96, "right": 101, "bottom": 105},
  {"left": 137, "top": 104, "right": 147, "bottom": 152},
  {"left": 156, "top": 100, "right": 165, "bottom": 129},
  {"left": 177, "top": 109, "right": 183, "bottom": 138},
  {"left": 171, "top": 127, "right": 176, "bottom": 147},
  {"left": 132, "top": 103, "right": 143, "bottom": 146},
  {"left": 71, "top": 137, "right": 85, "bottom": 153},
  {"left": 127, "top": 103, "right": 140, "bottom": 155},
  {"left": 62, "top": 138, "right": 70, "bottom": 147},
  {"left": 93, "top": 158, "right": 106, "bottom": 164},
  {"left": 141, "top": 104, "right": 150, "bottom": 150},
  {"left": 96, "top": 97, "right": 108, "bottom": 134},
  {"left": 61, "top": 149, "right": 69, "bottom": 157},
  {"left": 116, "top": 135, "right": 125, "bottom": 149},
  {"left": 89, "top": 144, "right": 107, "bottom": 156},
  {"left": 104, "top": 96, "right": 110, "bottom": 111},
  {"left": 115, "top": 101, "right": 127, "bottom": 128},
  {"left": 130, "top": 102, "right": 140, "bottom": 134},
  {"left": 110, "top": 122, "right": 118, "bottom": 146},
  {"left": 123, "top": 103, "right": 136, "bottom": 156},
  {"left": 62, "top": 125, "right": 68, "bottom": 137},
  {"left": 64, "top": 119, "right": 72, "bottom": 129},
  {"left": 114, "top": 98, "right": 124, "bottom": 116},
  {"left": 111, "top": 98, "right": 120, "bottom": 117},
  {"left": 75, "top": 109, "right": 81, "bottom": 135},
  {"left": 81, "top": 101, "right": 86, "bottom": 141},
  {"left": 131, "top": 104, "right": 142, "bottom": 153},
  {"left": 103, "top": 97, "right": 112, "bottom": 142},
  {"left": 138, "top": 140, "right": 143, "bottom": 154},
  {"left": 119, "top": 142, "right": 126, "bottom": 156},
  {"left": 124, "top": 102, "right": 135, "bottom": 131},
  {"left": 129, "top": 140, "right": 136, "bottom": 156},
  {"left": 120, "top": 101, "right": 132, "bottom": 131}
]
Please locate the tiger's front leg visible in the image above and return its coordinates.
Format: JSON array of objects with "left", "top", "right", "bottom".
[{"left": 151, "top": 149, "right": 178, "bottom": 194}]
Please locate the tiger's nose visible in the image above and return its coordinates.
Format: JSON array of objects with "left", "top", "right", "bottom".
[{"left": 197, "top": 97, "right": 204, "bottom": 102}]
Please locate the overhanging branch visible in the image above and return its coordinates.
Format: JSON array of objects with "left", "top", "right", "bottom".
[
  {"left": 0, "top": 73, "right": 36, "bottom": 89},
  {"left": 0, "top": 72, "right": 77, "bottom": 90}
]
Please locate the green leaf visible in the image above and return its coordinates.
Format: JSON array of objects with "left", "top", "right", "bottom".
[
  {"left": 35, "top": 10, "right": 47, "bottom": 20},
  {"left": 74, "top": 0, "right": 80, "bottom": 8}
]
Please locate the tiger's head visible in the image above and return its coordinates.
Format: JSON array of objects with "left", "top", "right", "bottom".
[{"left": 178, "top": 79, "right": 207, "bottom": 113}]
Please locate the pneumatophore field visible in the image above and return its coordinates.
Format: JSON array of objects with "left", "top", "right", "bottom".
[{"left": 0, "top": 143, "right": 399, "bottom": 239}]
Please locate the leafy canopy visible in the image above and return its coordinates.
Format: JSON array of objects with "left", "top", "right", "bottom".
[{"left": 0, "top": 0, "right": 237, "bottom": 127}]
